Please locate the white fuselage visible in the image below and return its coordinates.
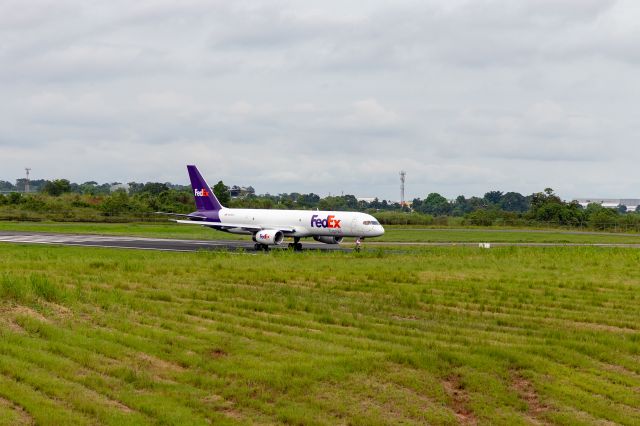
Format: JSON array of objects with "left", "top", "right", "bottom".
[{"left": 218, "top": 208, "right": 384, "bottom": 238}]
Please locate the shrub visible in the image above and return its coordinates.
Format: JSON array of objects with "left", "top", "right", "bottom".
[
  {"left": 464, "top": 210, "right": 496, "bottom": 226},
  {"left": 7, "top": 192, "right": 22, "bottom": 204},
  {"left": 373, "top": 211, "right": 435, "bottom": 225}
]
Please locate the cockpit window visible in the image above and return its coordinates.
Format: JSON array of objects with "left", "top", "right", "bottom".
[
  {"left": 363, "top": 220, "right": 380, "bottom": 225},
  {"left": 363, "top": 221, "right": 370, "bottom": 225}
]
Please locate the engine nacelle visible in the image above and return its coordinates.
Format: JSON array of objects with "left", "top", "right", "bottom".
[
  {"left": 313, "top": 236, "right": 344, "bottom": 245},
  {"left": 253, "top": 230, "right": 284, "bottom": 245}
]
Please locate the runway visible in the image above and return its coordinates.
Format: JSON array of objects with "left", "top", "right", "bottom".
[
  {"left": 0, "top": 231, "right": 346, "bottom": 252},
  {"left": 1, "top": 231, "right": 640, "bottom": 252}
]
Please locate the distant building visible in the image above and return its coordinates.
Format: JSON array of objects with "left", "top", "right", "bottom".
[
  {"left": 110, "top": 183, "right": 130, "bottom": 193},
  {"left": 230, "top": 185, "right": 255, "bottom": 198},
  {"left": 576, "top": 198, "right": 640, "bottom": 211},
  {"left": 15, "top": 178, "right": 46, "bottom": 193}
]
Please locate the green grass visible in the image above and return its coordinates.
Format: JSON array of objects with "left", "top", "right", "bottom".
[
  {"left": 1, "top": 244, "right": 639, "bottom": 424},
  {"left": 3, "top": 220, "right": 640, "bottom": 245},
  {"left": 377, "top": 227, "right": 640, "bottom": 244}
]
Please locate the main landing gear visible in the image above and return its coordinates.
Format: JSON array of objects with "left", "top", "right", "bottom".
[
  {"left": 254, "top": 238, "right": 302, "bottom": 252},
  {"left": 288, "top": 237, "right": 303, "bottom": 251}
]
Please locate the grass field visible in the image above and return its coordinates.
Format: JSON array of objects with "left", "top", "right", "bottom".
[
  {"left": 3, "top": 221, "right": 640, "bottom": 245},
  {"left": 1, "top": 244, "right": 639, "bottom": 424}
]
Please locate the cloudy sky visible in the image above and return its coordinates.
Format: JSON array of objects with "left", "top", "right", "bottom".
[{"left": 1, "top": 0, "right": 639, "bottom": 200}]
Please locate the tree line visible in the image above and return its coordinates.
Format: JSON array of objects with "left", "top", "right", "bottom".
[{"left": 0, "top": 178, "right": 638, "bottom": 230}]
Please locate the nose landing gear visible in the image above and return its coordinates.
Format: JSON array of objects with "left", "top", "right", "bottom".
[{"left": 354, "top": 237, "right": 364, "bottom": 252}]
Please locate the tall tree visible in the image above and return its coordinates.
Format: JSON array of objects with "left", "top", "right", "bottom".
[
  {"left": 483, "top": 191, "right": 503, "bottom": 205},
  {"left": 0, "top": 180, "right": 15, "bottom": 191},
  {"left": 41, "top": 179, "right": 71, "bottom": 196},
  {"left": 500, "top": 192, "right": 529, "bottom": 212},
  {"left": 422, "top": 193, "right": 451, "bottom": 216},
  {"left": 141, "top": 182, "right": 169, "bottom": 195},
  {"left": 451, "top": 195, "right": 474, "bottom": 216},
  {"left": 213, "top": 180, "right": 231, "bottom": 205}
]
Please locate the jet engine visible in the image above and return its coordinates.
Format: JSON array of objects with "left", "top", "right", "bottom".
[
  {"left": 313, "top": 236, "right": 344, "bottom": 245},
  {"left": 253, "top": 230, "right": 284, "bottom": 245}
]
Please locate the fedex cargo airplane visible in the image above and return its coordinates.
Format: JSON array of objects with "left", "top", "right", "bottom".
[{"left": 165, "top": 165, "right": 384, "bottom": 251}]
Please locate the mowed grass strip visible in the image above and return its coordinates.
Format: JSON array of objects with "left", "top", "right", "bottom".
[
  {"left": 4, "top": 220, "right": 640, "bottom": 244},
  {"left": 0, "top": 245, "right": 639, "bottom": 424}
]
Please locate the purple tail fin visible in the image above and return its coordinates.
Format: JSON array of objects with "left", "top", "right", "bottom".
[{"left": 187, "top": 165, "right": 224, "bottom": 211}]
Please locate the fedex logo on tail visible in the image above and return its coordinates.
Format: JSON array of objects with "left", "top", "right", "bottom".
[
  {"left": 311, "top": 214, "right": 341, "bottom": 228},
  {"left": 194, "top": 188, "right": 209, "bottom": 197}
]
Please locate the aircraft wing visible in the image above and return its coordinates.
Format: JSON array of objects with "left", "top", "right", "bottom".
[
  {"left": 156, "top": 212, "right": 209, "bottom": 220},
  {"left": 174, "top": 220, "right": 296, "bottom": 233}
]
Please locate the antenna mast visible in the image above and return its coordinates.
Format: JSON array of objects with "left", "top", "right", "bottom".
[
  {"left": 25, "top": 168, "right": 31, "bottom": 193},
  {"left": 400, "top": 171, "right": 406, "bottom": 206}
]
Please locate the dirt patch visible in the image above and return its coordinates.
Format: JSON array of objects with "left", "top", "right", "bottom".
[
  {"left": 81, "top": 386, "right": 134, "bottom": 414},
  {"left": 11, "top": 305, "right": 49, "bottom": 323},
  {"left": 102, "top": 397, "right": 133, "bottom": 413},
  {"left": 0, "top": 396, "right": 33, "bottom": 425},
  {"left": 43, "top": 301, "right": 72, "bottom": 318},
  {"left": 210, "top": 348, "right": 227, "bottom": 358},
  {"left": 566, "top": 320, "right": 636, "bottom": 334},
  {"left": 600, "top": 362, "right": 640, "bottom": 380},
  {"left": 419, "top": 271, "right": 487, "bottom": 284},
  {"left": 202, "top": 394, "right": 243, "bottom": 421},
  {"left": 221, "top": 408, "right": 243, "bottom": 420},
  {"left": 203, "top": 394, "right": 224, "bottom": 403},
  {"left": 137, "top": 353, "right": 186, "bottom": 377},
  {"left": 0, "top": 305, "right": 49, "bottom": 333},
  {"left": 0, "top": 318, "right": 26, "bottom": 334},
  {"left": 510, "top": 371, "right": 549, "bottom": 424},
  {"left": 442, "top": 375, "right": 477, "bottom": 425},
  {"left": 391, "top": 314, "right": 420, "bottom": 321}
]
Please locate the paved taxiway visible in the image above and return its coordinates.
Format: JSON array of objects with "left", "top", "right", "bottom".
[
  {"left": 2, "top": 231, "right": 640, "bottom": 252},
  {"left": 0, "top": 231, "right": 346, "bottom": 252}
]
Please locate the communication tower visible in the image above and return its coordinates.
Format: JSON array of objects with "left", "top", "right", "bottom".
[
  {"left": 400, "top": 171, "right": 406, "bottom": 206},
  {"left": 25, "top": 168, "right": 31, "bottom": 193}
]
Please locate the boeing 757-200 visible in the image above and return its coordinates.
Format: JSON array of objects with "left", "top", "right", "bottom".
[{"left": 162, "top": 165, "right": 384, "bottom": 250}]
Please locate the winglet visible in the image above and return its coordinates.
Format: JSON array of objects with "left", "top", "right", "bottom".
[{"left": 187, "top": 165, "right": 224, "bottom": 211}]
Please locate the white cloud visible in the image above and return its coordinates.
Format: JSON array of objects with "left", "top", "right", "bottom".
[
  {"left": 1, "top": 0, "right": 639, "bottom": 200},
  {"left": 347, "top": 99, "right": 400, "bottom": 127}
]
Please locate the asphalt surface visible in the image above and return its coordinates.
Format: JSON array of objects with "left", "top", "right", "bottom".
[
  {"left": 0, "top": 231, "right": 347, "bottom": 252},
  {"left": 2, "top": 231, "right": 640, "bottom": 252},
  {"left": 370, "top": 241, "right": 640, "bottom": 248}
]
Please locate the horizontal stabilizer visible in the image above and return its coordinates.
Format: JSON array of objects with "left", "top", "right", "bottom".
[{"left": 155, "top": 212, "right": 208, "bottom": 220}]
